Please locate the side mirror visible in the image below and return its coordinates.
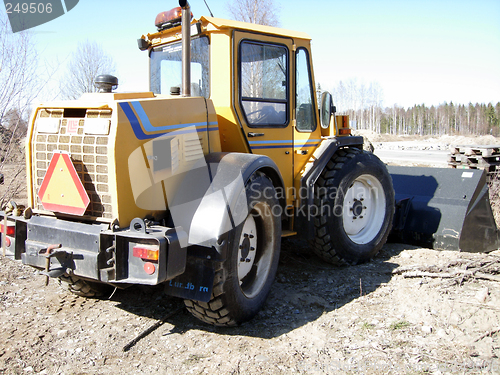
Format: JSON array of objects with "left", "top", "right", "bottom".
[{"left": 320, "top": 92, "right": 336, "bottom": 129}]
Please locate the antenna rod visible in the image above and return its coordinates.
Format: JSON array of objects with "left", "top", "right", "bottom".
[{"left": 203, "top": 0, "right": 214, "bottom": 17}]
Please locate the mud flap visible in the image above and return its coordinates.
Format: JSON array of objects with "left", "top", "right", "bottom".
[
  {"left": 163, "top": 256, "right": 215, "bottom": 302},
  {"left": 388, "top": 166, "right": 499, "bottom": 252}
]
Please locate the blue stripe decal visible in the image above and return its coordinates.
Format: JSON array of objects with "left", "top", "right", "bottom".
[
  {"left": 251, "top": 144, "right": 319, "bottom": 150},
  {"left": 294, "top": 142, "right": 320, "bottom": 148},
  {"left": 251, "top": 145, "right": 292, "bottom": 149},
  {"left": 131, "top": 101, "right": 217, "bottom": 132},
  {"left": 249, "top": 139, "right": 321, "bottom": 145},
  {"left": 130, "top": 101, "right": 155, "bottom": 131},
  {"left": 249, "top": 138, "right": 320, "bottom": 150},
  {"left": 119, "top": 102, "right": 218, "bottom": 140},
  {"left": 119, "top": 102, "right": 149, "bottom": 140},
  {"left": 249, "top": 140, "right": 294, "bottom": 144}
]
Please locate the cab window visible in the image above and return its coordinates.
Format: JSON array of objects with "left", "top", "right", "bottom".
[
  {"left": 239, "top": 41, "right": 288, "bottom": 127},
  {"left": 150, "top": 36, "right": 210, "bottom": 98},
  {"left": 295, "top": 48, "right": 316, "bottom": 132}
]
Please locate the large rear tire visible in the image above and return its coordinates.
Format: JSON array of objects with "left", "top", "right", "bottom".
[
  {"left": 184, "top": 174, "right": 281, "bottom": 326},
  {"left": 312, "top": 148, "right": 394, "bottom": 265},
  {"left": 58, "top": 275, "right": 112, "bottom": 298}
]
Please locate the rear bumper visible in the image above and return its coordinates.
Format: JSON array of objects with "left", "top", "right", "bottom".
[{"left": 0, "top": 213, "right": 187, "bottom": 286}]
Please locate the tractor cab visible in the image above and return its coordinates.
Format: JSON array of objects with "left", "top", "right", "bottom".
[{"left": 138, "top": 5, "right": 353, "bottom": 211}]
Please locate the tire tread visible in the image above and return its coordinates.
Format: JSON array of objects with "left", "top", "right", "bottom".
[
  {"left": 58, "top": 275, "right": 108, "bottom": 298},
  {"left": 311, "top": 147, "right": 367, "bottom": 266},
  {"left": 184, "top": 174, "right": 281, "bottom": 326}
]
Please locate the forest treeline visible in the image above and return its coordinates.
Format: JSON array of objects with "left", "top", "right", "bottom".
[{"left": 328, "top": 79, "right": 500, "bottom": 136}]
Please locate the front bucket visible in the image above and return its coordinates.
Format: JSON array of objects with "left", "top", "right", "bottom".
[{"left": 388, "top": 166, "right": 499, "bottom": 252}]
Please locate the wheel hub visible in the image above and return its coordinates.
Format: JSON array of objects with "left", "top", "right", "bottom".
[
  {"left": 351, "top": 199, "right": 364, "bottom": 217},
  {"left": 240, "top": 235, "right": 252, "bottom": 260},
  {"left": 238, "top": 216, "right": 257, "bottom": 286},
  {"left": 343, "top": 174, "right": 386, "bottom": 244}
]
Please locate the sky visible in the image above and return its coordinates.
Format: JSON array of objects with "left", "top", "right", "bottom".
[{"left": 3, "top": 0, "right": 500, "bottom": 109}]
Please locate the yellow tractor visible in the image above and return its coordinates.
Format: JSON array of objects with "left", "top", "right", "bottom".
[{"left": 0, "top": 1, "right": 399, "bottom": 325}]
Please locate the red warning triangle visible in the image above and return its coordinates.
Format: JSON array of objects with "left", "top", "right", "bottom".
[{"left": 38, "top": 152, "right": 90, "bottom": 216}]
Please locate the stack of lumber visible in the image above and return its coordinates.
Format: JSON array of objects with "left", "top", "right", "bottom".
[{"left": 449, "top": 145, "right": 500, "bottom": 181}]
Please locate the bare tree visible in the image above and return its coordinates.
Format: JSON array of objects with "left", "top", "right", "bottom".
[
  {"left": 0, "top": 12, "right": 45, "bottom": 207},
  {"left": 227, "top": 0, "right": 281, "bottom": 27},
  {"left": 331, "top": 78, "right": 384, "bottom": 132},
  {"left": 60, "top": 40, "right": 116, "bottom": 99},
  {"left": 0, "top": 13, "right": 39, "bottom": 126}
]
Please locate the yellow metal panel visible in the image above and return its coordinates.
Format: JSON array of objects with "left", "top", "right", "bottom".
[
  {"left": 81, "top": 92, "right": 155, "bottom": 101},
  {"left": 201, "top": 16, "right": 311, "bottom": 41},
  {"left": 113, "top": 96, "right": 218, "bottom": 227},
  {"left": 320, "top": 116, "right": 336, "bottom": 137},
  {"left": 146, "top": 16, "right": 311, "bottom": 46},
  {"left": 217, "top": 110, "right": 249, "bottom": 153},
  {"left": 126, "top": 145, "right": 166, "bottom": 212},
  {"left": 208, "top": 32, "right": 250, "bottom": 153},
  {"left": 205, "top": 100, "right": 222, "bottom": 153},
  {"left": 33, "top": 93, "right": 154, "bottom": 111},
  {"left": 26, "top": 107, "right": 38, "bottom": 208},
  {"left": 28, "top": 96, "right": 219, "bottom": 228}
]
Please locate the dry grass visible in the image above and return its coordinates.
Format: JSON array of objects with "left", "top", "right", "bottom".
[{"left": 0, "top": 128, "right": 26, "bottom": 208}]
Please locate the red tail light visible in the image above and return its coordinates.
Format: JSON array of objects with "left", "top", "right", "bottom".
[
  {"left": 133, "top": 245, "right": 159, "bottom": 261},
  {"left": 0, "top": 224, "right": 15, "bottom": 236}
]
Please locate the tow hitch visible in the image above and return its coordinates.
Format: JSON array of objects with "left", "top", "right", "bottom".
[{"left": 40, "top": 244, "right": 73, "bottom": 285}]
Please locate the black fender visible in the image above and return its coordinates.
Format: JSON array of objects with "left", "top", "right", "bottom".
[
  {"left": 188, "top": 152, "right": 285, "bottom": 251},
  {"left": 164, "top": 152, "right": 284, "bottom": 302},
  {"left": 295, "top": 136, "right": 364, "bottom": 239},
  {"left": 206, "top": 152, "right": 285, "bottom": 210}
]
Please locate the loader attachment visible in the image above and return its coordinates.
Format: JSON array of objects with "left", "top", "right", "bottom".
[{"left": 388, "top": 166, "right": 499, "bottom": 253}]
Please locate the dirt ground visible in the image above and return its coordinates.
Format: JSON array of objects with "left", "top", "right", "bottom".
[
  {"left": 1, "top": 135, "right": 500, "bottom": 374},
  {"left": 1, "top": 243, "right": 500, "bottom": 374}
]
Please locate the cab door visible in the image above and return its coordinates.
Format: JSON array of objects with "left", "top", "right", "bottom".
[
  {"left": 233, "top": 31, "right": 294, "bottom": 206},
  {"left": 293, "top": 41, "right": 322, "bottom": 181}
]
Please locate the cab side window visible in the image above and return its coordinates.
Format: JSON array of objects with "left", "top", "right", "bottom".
[
  {"left": 240, "top": 41, "right": 289, "bottom": 127},
  {"left": 296, "top": 48, "right": 316, "bottom": 132}
]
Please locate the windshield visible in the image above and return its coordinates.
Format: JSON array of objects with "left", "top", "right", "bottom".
[{"left": 150, "top": 36, "right": 209, "bottom": 98}]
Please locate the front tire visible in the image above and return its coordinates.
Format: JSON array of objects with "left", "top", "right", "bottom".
[
  {"left": 312, "top": 148, "right": 394, "bottom": 265},
  {"left": 184, "top": 174, "right": 281, "bottom": 326}
]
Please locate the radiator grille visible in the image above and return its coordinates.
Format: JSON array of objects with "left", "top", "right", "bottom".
[
  {"left": 183, "top": 136, "right": 205, "bottom": 162},
  {"left": 33, "top": 109, "right": 113, "bottom": 219}
]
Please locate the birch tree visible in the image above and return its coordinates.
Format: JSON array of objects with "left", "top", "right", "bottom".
[
  {"left": 227, "top": 0, "right": 281, "bottom": 26},
  {"left": 0, "top": 12, "right": 44, "bottom": 206},
  {"left": 60, "top": 40, "right": 116, "bottom": 99}
]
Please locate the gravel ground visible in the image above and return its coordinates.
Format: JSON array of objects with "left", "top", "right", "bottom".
[{"left": 1, "top": 242, "right": 500, "bottom": 374}]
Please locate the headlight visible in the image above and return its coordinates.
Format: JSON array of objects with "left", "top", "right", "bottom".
[
  {"left": 84, "top": 118, "right": 111, "bottom": 135},
  {"left": 36, "top": 117, "right": 61, "bottom": 134}
]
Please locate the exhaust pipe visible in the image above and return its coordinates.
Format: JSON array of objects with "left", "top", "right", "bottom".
[{"left": 179, "top": 0, "right": 191, "bottom": 97}]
